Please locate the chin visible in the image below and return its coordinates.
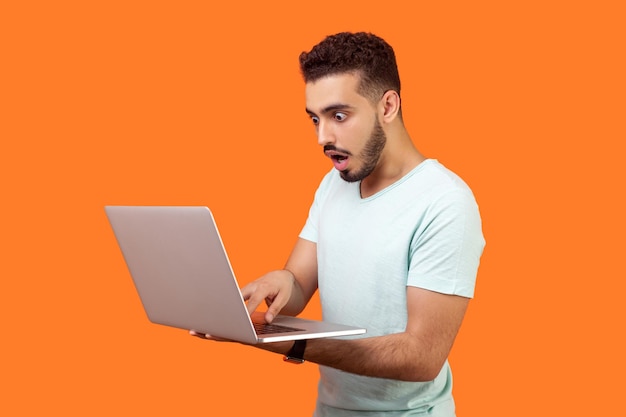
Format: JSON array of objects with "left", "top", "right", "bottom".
[
  {"left": 339, "top": 172, "right": 358, "bottom": 183},
  {"left": 339, "top": 169, "right": 365, "bottom": 183}
]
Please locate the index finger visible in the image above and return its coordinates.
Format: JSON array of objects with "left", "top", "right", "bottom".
[{"left": 240, "top": 281, "right": 266, "bottom": 317}]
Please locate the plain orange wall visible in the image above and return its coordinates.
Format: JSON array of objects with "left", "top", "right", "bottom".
[{"left": 2, "top": 1, "right": 624, "bottom": 416}]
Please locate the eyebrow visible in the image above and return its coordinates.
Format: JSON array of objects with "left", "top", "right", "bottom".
[{"left": 305, "top": 103, "right": 354, "bottom": 117}]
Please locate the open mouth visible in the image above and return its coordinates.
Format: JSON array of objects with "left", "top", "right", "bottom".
[{"left": 325, "top": 149, "right": 350, "bottom": 171}]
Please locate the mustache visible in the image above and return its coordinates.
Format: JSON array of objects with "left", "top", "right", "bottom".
[{"left": 323, "top": 145, "right": 352, "bottom": 156}]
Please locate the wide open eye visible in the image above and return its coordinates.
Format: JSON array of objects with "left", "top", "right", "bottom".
[
  {"left": 334, "top": 112, "right": 347, "bottom": 122},
  {"left": 310, "top": 116, "right": 320, "bottom": 125}
]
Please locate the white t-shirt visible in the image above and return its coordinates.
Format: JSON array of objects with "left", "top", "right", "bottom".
[{"left": 299, "top": 159, "right": 485, "bottom": 416}]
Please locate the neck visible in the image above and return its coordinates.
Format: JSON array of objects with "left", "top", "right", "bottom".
[{"left": 360, "top": 127, "right": 425, "bottom": 198}]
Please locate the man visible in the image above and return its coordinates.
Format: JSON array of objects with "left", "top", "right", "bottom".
[{"left": 195, "top": 32, "right": 485, "bottom": 416}]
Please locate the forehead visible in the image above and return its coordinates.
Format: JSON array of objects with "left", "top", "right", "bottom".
[{"left": 305, "top": 73, "right": 371, "bottom": 114}]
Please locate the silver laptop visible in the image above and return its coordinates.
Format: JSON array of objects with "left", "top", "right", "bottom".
[{"left": 105, "top": 205, "right": 365, "bottom": 343}]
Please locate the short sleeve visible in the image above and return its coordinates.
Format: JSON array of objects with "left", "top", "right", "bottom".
[
  {"left": 407, "top": 189, "right": 485, "bottom": 298},
  {"left": 299, "top": 170, "right": 336, "bottom": 244}
]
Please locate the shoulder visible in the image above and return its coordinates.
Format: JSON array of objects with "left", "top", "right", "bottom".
[
  {"left": 412, "top": 159, "right": 473, "bottom": 193},
  {"left": 398, "top": 160, "right": 480, "bottom": 210}
]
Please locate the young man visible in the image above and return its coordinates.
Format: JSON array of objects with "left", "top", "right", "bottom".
[{"left": 195, "top": 32, "right": 485, "bottom": 416}]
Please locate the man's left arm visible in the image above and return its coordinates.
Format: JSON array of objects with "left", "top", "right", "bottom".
[{"left": 254, "top": 286, "right": 470, "bottom": 382}]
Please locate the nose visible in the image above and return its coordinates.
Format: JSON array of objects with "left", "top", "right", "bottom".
[{"left": 316, "top": 120, "right": 334, "bottom": 147}]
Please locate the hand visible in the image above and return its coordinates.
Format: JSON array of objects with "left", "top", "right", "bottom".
[
  {"left": 189, "top": 330, "right": 231, "bottom": 341},
  {"left": 190, "top": 329, "right": 296, "bottom": 357},
  {"left": 240, "top": 270, "right": 296, "bottom": 323}
]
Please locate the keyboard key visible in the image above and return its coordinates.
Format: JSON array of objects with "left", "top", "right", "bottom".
[{"left": 253, "top": 322, "right": 304, "bottom": 335}]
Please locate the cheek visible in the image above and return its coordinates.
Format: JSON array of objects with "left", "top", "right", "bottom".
[{"left": 342, "top": 119, "right": 372, "bottom": 143}]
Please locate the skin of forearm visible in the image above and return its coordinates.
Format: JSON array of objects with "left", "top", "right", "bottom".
[{"left": 258, "top": 331, "right": 446, "bottom": 382}]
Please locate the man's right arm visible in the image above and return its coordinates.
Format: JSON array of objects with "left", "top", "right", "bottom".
[{"left": 240, "top": 238, "right": 318, "bottom": 323}]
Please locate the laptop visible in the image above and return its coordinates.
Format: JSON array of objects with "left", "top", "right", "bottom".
[{"left": 105, "top": 205, "right": 365, "bottom": 343}]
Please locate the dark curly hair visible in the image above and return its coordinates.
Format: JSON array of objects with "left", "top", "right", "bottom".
[{"left": 299, "top": 32, "right": 401, "bottom": 106}]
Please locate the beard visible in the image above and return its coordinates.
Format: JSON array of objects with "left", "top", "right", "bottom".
[{"left": 340, "top": 118, "right": 387, "bottom": 183}]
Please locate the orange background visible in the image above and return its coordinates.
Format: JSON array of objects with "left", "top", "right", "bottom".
[{"left": 1, "top": 1, "right": 624, "bottom": 415}]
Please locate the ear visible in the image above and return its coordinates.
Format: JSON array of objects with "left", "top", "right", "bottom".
[{"left": 379, "top": 90, "right": 401, "bottom": 123}]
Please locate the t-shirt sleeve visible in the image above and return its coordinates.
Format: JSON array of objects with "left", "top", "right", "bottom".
[
  {"left": 407, "top": 188, "right": 485, "bottom": 298},
  {"left": 299, "top": 170, "right": 335, "bottom": 244}
]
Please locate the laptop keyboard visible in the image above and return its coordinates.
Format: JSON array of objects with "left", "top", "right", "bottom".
[{"left": 253, "top": 322, "right": 304, "bottom": 335}]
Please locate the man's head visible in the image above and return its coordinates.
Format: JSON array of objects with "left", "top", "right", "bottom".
[
  {"left": 299, "top": 32, "right": 401, "bottom": 109},
  {"left": 301, "top": 33, "right": 404, "bottom": 183}
]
